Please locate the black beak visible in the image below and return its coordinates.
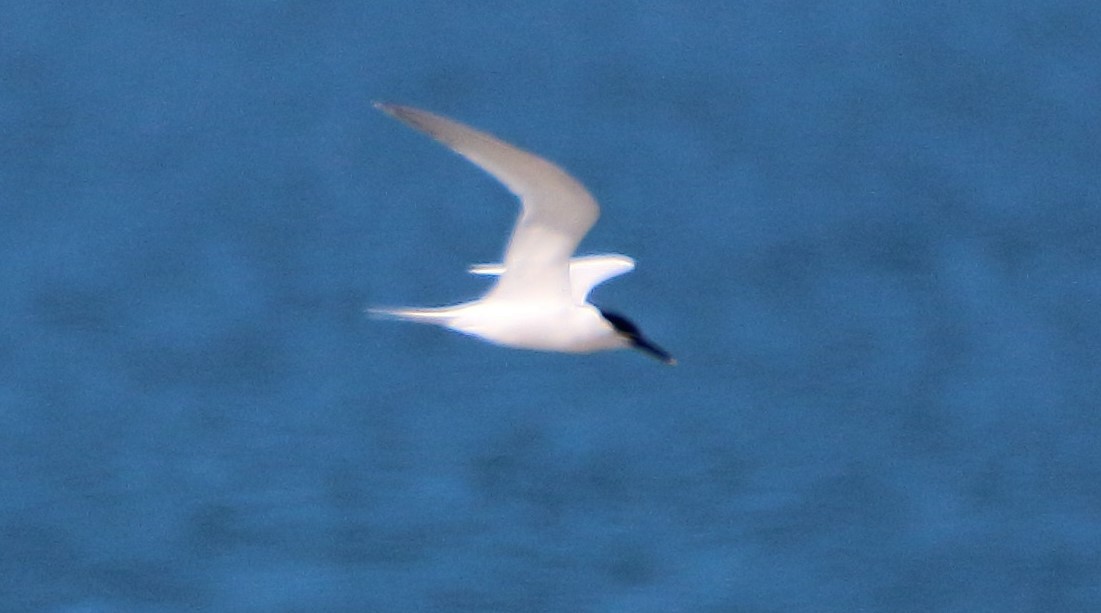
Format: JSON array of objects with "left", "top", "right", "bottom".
[{"left": 632, "top": 336, "right": 676, "bottom": 365}]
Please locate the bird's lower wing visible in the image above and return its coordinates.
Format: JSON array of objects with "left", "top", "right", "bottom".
[{"left": 469, "top": 254, "right": 635, "bottom": 303}]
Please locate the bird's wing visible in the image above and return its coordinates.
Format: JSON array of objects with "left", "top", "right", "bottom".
[
  {"left": 377, "top": 103, "right": 599, "bottom": 305},
  {"left": 467, "top": 254, "right": 635, "bottom": 303},
  {"left": 564, "top": 254, "right": 636, "bottom": 302}
]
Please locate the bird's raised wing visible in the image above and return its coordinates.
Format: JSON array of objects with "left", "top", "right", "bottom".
[{"left": 376, "top": 103, "right": 599, "bottom": 305}]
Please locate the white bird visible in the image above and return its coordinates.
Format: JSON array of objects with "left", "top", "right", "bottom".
[{"left": 371, "top": 103, "right": 674, "bottom": 364}]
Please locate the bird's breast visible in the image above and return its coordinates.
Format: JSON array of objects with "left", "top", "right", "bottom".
[{"left": 448, "top": 303, "right": 624, "bottom": 353}]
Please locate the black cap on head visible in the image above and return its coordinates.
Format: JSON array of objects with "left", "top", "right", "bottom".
[{"left": 599, "top": 309, "right": 676, "bottom": 365}]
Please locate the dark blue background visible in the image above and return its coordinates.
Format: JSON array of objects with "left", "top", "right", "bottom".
[{"left": 3, "top": 2, "right": 1099, "bottom": 610}]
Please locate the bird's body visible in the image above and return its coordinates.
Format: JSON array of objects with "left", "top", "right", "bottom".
[
  {"left": 372, "top": 103, "right": 673, "bottom": 364},
  {"left": 379, "top": 300, "right": 624, "bottom": 353}
]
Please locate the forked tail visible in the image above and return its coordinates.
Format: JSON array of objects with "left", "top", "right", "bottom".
[{"left": 367, "top": 305, "right": 463, "bottom": 326}]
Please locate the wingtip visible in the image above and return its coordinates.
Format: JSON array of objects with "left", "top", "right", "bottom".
[
  {"left": 374, "top": 102, "right": 424, "bottom": 127},
  {"left": 375, "top": 101, "right": 416, "bottom": 120}
]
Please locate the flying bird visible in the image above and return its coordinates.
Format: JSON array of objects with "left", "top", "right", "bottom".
[{"left": 371, "top": 103, "right": 674, "bottom": 365}]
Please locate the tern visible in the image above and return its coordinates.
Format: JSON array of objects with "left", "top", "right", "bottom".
[{"left": 371, "top": 103, "right": 674, "bottom": 365}]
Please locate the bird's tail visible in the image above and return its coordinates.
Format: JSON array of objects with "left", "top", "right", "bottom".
[{"left": 367, "top": 305, "right": 464, "bottom": 326}]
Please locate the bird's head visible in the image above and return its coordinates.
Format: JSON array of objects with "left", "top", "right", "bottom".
[{"left": 598, "top": 309, "right": 676, "bottom": 365}]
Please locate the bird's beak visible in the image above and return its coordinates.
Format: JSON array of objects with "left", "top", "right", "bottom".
[{"left": 632, "top": 336, "right": 676, "bottom": 366}]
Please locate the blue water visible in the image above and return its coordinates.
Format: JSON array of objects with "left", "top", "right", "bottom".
[{"left": 3, "top": 2, "right": 1100, "bottom": 610}]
